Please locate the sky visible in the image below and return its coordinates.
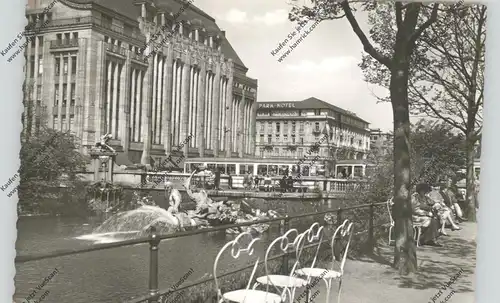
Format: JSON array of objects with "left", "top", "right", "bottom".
[{"left": 194, "top": 0, "right": 394, "bottom": 132}]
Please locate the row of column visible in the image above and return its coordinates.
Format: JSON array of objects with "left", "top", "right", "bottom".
[{"left": 104, "top": 60, "right": 123, "bottom": 139}]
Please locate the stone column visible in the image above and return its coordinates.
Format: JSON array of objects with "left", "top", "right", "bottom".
[
  {"left": 130, "top": 68, "right": 136, "bottom": 142},
  {"left": 197, "top": 63, "right": 206, "bottom": 156},
  {"left": 238, "top": 90, "right": 245, "bottom": 158},
  {"left": 211, "top": 64, "right": 221, "bottom": 157},
  {"left": 57, "top": 53, "right": 64, "bottom": 131},
  {"left": 120, "top": 51, "right": 131, "bottom": 151},
  {"left": 225, "top": 75, "right": 233, "bottom": 157},
  {"left": 42, "top": 41, "right": 53, "bottom": 129},
  {"left": 250, "top": 99, "right": 257, "bottom": 156},
  {"left": 151, "top": 53, "right": 158, "bottom": 144},
  {"left": 163, "top": 48, "right": 173, "bottom": 154},
  {"left": 135, "top": 70, "right": 142, "bottom": 142},
  {"left": 180, "top": 61, "right": 190, "bottom": 156},
  {"left": 174, "top": 59, "right": 182, "bottom": 145},
  {"left": 112, "top": 61, "right": 119, "bottom": 138},
  {"left": 65, "top": 54, "right": 73, "bottom": 132},
  {"left": 74, "top": 38, "right": 87, "bottom": 140},
  {"left": 94, "top": 41, "right": 107, "bottom": 145},
  {"left": 105, "top": 60, "right": 112, "bottom": 133},
  {"left": 140, "top": 57, "right": 154, "bottom": 165},
  {"left": 156, "top": 55, "right": 164, "bottom": 145}
]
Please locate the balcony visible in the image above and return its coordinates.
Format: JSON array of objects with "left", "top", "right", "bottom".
[
  {"left": 106, "top": 43, "right": 126, "bottom": 56},
  {"left": 312, "top": 129, "right": 321, "bottom": 135},
  {"left": 50, "top": 39, "right": 78, "bottom": 50}
]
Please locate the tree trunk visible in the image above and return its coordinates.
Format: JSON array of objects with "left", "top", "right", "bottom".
[
  {"left": 390, "top": 65, "right": 417, "bottom": 275},
  {"left": 464, "top": 135, "right": 477, "bottom": 221}
]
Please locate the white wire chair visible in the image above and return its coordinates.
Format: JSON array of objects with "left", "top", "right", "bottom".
[
  {"left": 213, "top": 231, "right": 281, "bottom": 303},
  {"left": 253, "top": 223, "right": 324, "bottom": 303},
  {"left": 387, "top": 197, "right": 423, "bottom": 247},
  {"left": 295, "top": 219, "right": 354, "bottom": 303}
]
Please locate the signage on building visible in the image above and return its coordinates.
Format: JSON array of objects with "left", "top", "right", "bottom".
[
  {"left": 273, "top": 110, "right": 298, "bottom": 116},
  {"left": 258, "top": 103, "right": 296, "bottom": 109}
]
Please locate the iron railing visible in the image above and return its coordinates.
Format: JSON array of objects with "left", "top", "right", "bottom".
[{"left": 16, "top": 202, "right": 388, "bottom": 303}]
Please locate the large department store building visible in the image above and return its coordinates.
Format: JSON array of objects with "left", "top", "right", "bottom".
[{"left": 22, "top": 0, "right": 258, "bottom": 166}]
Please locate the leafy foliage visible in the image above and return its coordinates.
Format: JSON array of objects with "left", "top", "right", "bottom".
[{"left": 18, "top": 127, "right": 89, "bottom": 214}]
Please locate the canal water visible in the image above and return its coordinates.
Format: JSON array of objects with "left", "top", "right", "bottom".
[{"left": 15, "top": 198, "right": 341, "bottom": 303}]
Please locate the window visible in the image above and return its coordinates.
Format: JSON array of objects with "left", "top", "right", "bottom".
[
  {"left": 292, "top": 135, "right": 296, "bottom": 144},
  {"left": 259, "top": 134, "right": 264, "bottom": 143},
  {"left": 274, "top": 148, "right": 279, "bottom": 156},
  {"left": 54, "top": 84, "right": 59, "bottom": 105},
  {"left": 284, "top": 134, "right": 288, "bottom": 142},
  {"left": 276, "top": 122, "right": 280, "bottom": 133},
  {"left": 299, "top": 122, "right": 304, "bottom": 132},
  {"left": 36, "top": 85, "right": 41, "bottom": 98},
  {"left": 267, "top": 134, "right": 272, "bottom": 144},
  {"left": 54, "top": 57, "right": 60, "bottom": 76},
  {"left": 38, "top": 36, "right": 44, "bottom": 47},
  {"left": 71, "top": 57, "right": 77, "bottom": 74},
  {"left": 260, "top": 122, "right": 264, "bottom": 132},
  {"left": 275, "top": 134, "right": 280, "bottom": 143},
  {"left": 63, "top": 58, "right": 68, "bottom": 74},
  {"left": 268, "top": 121, "right": 272, "bottom": 132},
  {"left": 372, "top": 135, "right": 378, "bottom": 140},
  {"left": 291, "top": 122, "right": 296, "bottom": 132},
  {"left": 314, "top": 109, "right": 321, "bottom": 115},
  {"left": 38, "top": 56, "right": 43, "bottom": 75},
  {"left": 53, "top": 117, "right": 59, "bottom": 129},
  {"left": 315, "top": 122, "right": 320, "bottom": 131},
  {"left": 298, "top": 148, "right": 303, "bottom": 157},
  {"left": 300, "top": 136, "right": 304, "bottom": 145},
  {"left": 350, "top": 138, "right": 354, "bottom": 145},
  {"left": 56, "top": 33, "right": 62, "bottom": 42},
  {"left": 283, "top": 121, "right": 288, "bottom": 132}
]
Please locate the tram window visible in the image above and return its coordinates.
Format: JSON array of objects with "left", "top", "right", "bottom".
[
  {"left": 269, "top": 165, "right": 278, "bottom": 176},
  {"left": 279, "top": 165, "right": 288, "bottom": 176},
  {"left": 207, "top": 164, "right": 216, "bottom": 172},
  {"left": 216, "top": 164, "right": 226, "bottom": 174},
  {"left": 227, "top": 164, "right": 236, "bottom": 175},
  {"left": 302, "top": 166, "right": 310, "bottom": 177},
  {"left": 247, "top": 164, "right": 254, "bottom": 175},
  {"left": 257, "top": 165, "right": 267, "bottom": 175}
]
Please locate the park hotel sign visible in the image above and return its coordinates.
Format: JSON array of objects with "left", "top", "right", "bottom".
[{"left": 258, "top": 102, "right": 296, "bottom": 109}]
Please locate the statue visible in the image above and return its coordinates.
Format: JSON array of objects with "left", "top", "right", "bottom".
[{"left": 95, "top": 133, "right": 115, "bottom": 153}]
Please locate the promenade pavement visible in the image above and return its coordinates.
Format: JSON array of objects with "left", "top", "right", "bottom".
[{"left": 303, "top": 222, "right": 476, "bottom": 303}]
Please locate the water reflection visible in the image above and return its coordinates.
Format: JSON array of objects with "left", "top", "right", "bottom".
[{"left": 15, "top": 199, "right": 339, "bottom": 303}]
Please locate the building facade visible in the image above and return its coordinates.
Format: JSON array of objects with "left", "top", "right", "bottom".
[
  {"left": 255, "top": 97, "right": 371, "bottom": 164},
  {"left": 369, "top": 128, "right": 393, "bottom": 155},
  {"left": 22, "top": 0, "right": 258, "bottom": 166}
]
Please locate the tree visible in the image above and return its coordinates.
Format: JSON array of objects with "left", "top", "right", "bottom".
[
  {"left": 409, "top": 4, "right": 485, "bottom": 221},
  {"left": 18, "top": 127, "right": 89, "bottom": 214},
  {"left": 410, "top": 119, "right": 466, "bottom": 185},
  {"left": 289, "top": 0, "right": 440, "bottom": 274}
]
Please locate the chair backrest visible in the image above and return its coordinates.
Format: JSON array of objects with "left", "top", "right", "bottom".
[
  {"left": 386, "top": 197, "right": 394, "bottom": 225},
  {"left": 296, "top": 222, "right": 325, "bottom": 274},
  {"left": 213, "top": 232, "right": 261, "bottom": 301},
  {"left": 330, "top": 219, "right": 355, "bottom": 274},
  {"left": 263, "top": 228, "right": 303, "bottom": 300}
]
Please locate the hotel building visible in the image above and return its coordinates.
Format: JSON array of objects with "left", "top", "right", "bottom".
[
  {"left": 255, "top": 97, "right": 371, "bottom": 176},
  {"left": 22, "top": 0, "right": 258, "bottom": 167}
]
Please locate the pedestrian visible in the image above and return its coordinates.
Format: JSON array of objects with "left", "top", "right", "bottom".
[{"left": 228, "top": 172, "right": 233, "bottom": 190}]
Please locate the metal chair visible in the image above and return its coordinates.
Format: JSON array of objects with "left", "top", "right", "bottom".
[
  {"left": 295, "top": 219, "right": 354, "bottom": 303},
  {"left": 213, "top": 231, "right": 281, "bottom": 303},
  {"left": 387, "top": 197, "right": 422, "bottom": 247},
  {"left": 253, "top": 223, "right": 324, "bottom": 302}
]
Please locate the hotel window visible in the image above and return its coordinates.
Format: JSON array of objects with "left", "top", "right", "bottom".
[
  {"left": 56, "top": 33, "right": 62, "bottom": 42},
  {"left": 275, "top": 134, "right": 280, "bottom": 143},
  {"left": 38, "top": 56, "right": 43, "bottom": 75},
  {"left": 54, "top": 84, "right": 59, "bottom": 105},
  {"left": 283, "top": 121, "right": 288, "bottom": 132},
  {"left": 267, "top": 134, "right": 272, "bottom": 144},
  {"left": 63, "top": 58, "right": 68, "bottom": 74},
  {"left": 291, "top": 122, "right": 296, "bottom": 132},
  {"left": 268, "top": 121, "right": 272, "bottom": 132},
  {"left": 259, "top": 134, "right": 264, "bottom": 143},
  {"left": 73, "top": 32, "right": 79, "bottom": 40},
  {"left": 350, "top": 138, "right": 354, "bottom": 145},
  {"left": 274, "top": 148, "right": 279, "bottom": 156},
  {"left": 276, "top": 122, "right": 280, "bottom": 133},
  {"left": 315, "top": 122, "right": 320, "bottom": 131},
  {"left": 299, "top": 122, "right": 304, "bottom": 132},
  {"left": 314, "top": 109, "right": 321, "bottom": 115},
  {"left": 284, "top": 134, "right": 288, "bottom": 142},
  {"left": 71, "top": 57, "right": 77, "bottom": 74},
  {"left": 260, "top": 122, "right": 264, "bottom": 132},
  {"left": 291, "top": 135, "right": 296, "bottom": 144}
]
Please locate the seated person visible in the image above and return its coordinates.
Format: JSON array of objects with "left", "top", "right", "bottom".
[
  {"left": 440, "top": 178, "right": 466, "bottom": 222},
  {"left": 428, "top": 185, "right": 460, "bottom": 235},
  {"left": 411, "top": 183, "right": 442, "bottom": 246}
]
